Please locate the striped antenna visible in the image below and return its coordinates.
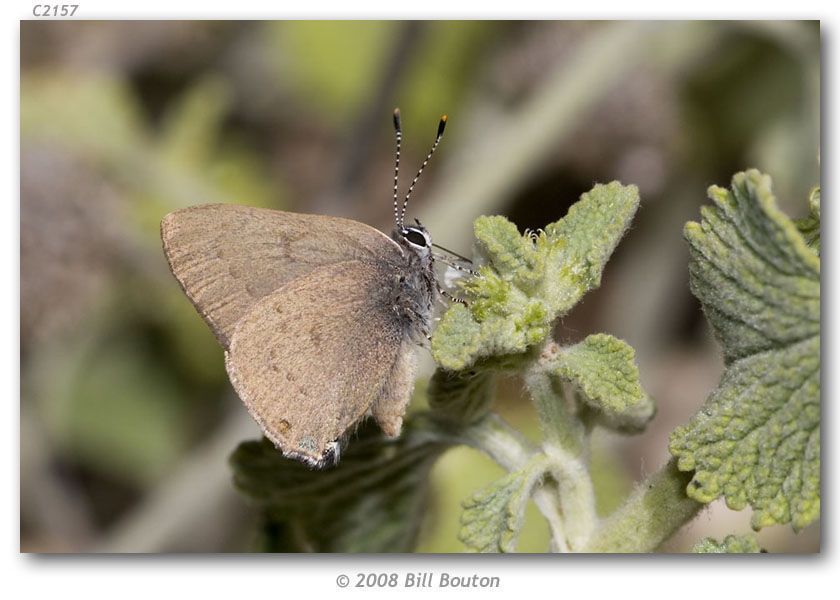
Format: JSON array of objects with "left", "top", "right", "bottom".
[
  {"left": 399, "top": 114, "right": 447, "bottom": 229},
  {"left": 392, "top": 108, "right": 403, "bottom": 228}
]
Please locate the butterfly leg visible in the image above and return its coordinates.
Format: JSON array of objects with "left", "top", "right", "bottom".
[
  {"left": 437, "top": 286, "right": 468, "bottom": 306},
  {"left": 434, "top": 254, "right": 480, "bottom": 277}
]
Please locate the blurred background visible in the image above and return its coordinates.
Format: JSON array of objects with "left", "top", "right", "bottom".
[{"left": 20, "top": 20, "right": 819, "bottom": 553}]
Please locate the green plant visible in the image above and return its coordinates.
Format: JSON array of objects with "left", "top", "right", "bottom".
[{"left": 230, "top": 170, "right": 820, "bottom": 553}]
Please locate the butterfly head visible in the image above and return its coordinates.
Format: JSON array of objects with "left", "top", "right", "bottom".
[{"left": 394, "top": 221, "right": 432, "bottom": 261}]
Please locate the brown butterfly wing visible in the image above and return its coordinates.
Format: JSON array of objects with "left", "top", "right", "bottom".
[
  {"left": 161, "top": 204, "right": 401, "bottom": 349},
  {"left": 224, "top": 260, "right": 415, "bottom": 466}
]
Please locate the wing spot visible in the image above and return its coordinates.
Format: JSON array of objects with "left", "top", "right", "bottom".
[
  {"left": 276, "top": 419, "right": 291, "bottom": 433},
  {"left": 299, "top": 435, "right": 318, "bottom": 453},
  {"left": 268, "top": 347, "right": 285, "bottom": 372}
]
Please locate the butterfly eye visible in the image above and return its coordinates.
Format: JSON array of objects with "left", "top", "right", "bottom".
[{"left": 404, "top": 228, "right": 428, "bottom": 247}]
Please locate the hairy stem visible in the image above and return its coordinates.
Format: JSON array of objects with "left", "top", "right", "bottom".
[
  {"left": 525, "top": 365, "right": 598, "bottom": 550},
  {"left": 458, "top": 413, "right": 538, "bottom": 469},
  {"left": 582, "top": 457, "right": 704, "bottom": 552},
  {"left": 524, "top": 365, "right": 584, "bottom": 454},
  {"left": 546, "top": 450, "right": 598, "bottom": 551},
  {"left": 459, "top": 414, "right": 569, "bottom": 552}
]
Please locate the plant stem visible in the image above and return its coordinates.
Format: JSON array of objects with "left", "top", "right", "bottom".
[
  {"left": 525, "top": 365, "right": 598, "bottom": 550},
  {"left": 525, "top": 364, "right": 583, "bottom": 454},
  {"left": 582, "top": 457, "right": 704, "bottom": 553},
  {"left": 533, "top": 486, "right": 569, "bottom": 553},
  {"left": 459, "top": 414, "right": 569, "bottom": 552},
  {"left": 459, "top": 413, "right": 538, "bottom": 470},
  {"left": 546, "top": 449, "right": 598, "bottom": 551}
]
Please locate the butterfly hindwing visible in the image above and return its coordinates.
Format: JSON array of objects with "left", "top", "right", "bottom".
[{"left": 224, "top": 260, "right": 416, "bottom": 467}]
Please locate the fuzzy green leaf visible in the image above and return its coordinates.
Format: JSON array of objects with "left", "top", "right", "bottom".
[
  {"left": 692, "top": 534, "right": 764, "bottom": 553},
  {"left": 683, "top": 171, "right": 819, "bottom": 364},
  {"left": 542, "top": 181, "right": 640, "bottom": 314},
  {"left": 432, "top": 182, "right": 639, "bottom": 371},
  {"left": 671, "top": 170, "right": 820, "bottom": 532},
  {"left": 230, "top": 417, "right": 451, "bottom": 552},
  {"left": 473, "top": 215, "right": 544, "bottom": 285},
  {"left": 548, "top": 334, "right": 654, "bottom": 432},
  {"left": 459, "top": 455, "right": 550, "bottom": 553},
  {"left": 431, "top": 300, "right": 546, "bottom": 372},
  {"left": 795, "top": 186, "right": 820, "bottom": 256}
]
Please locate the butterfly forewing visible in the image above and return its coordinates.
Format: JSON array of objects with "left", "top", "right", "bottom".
[{"left": 161, "top": 204, "right": 402, "bottom": 348}]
